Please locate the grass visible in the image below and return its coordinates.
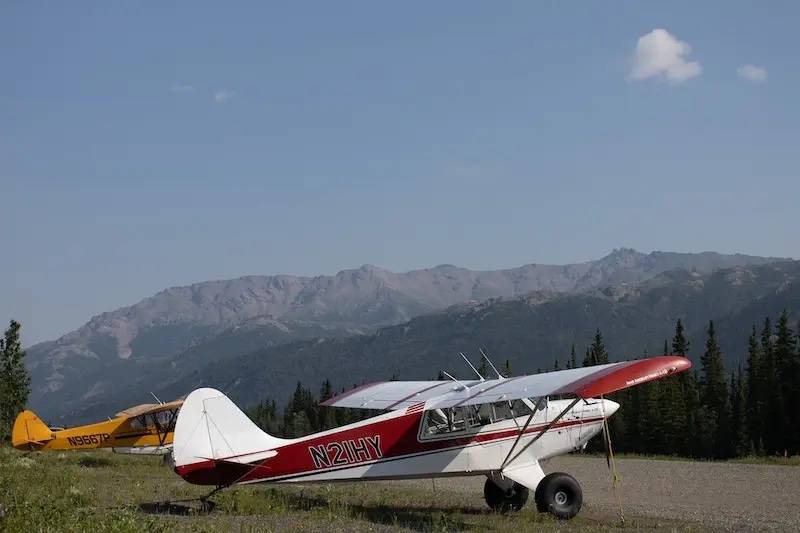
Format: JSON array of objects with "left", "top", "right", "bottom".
[{"left": 1, "top": 446, "right": 719, "bottom": 532}]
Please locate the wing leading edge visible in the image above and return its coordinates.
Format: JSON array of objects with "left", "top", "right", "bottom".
[{"left": 320, "top": 356, "right": 691, "bottom": 411}]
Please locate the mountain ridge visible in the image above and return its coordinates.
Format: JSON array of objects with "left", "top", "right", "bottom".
[
  {"left": 43, "top": 259, "right": 800, "bottom": 425},
  {"left": 23, "top": 248, "right": 791, "bottom": 421}
]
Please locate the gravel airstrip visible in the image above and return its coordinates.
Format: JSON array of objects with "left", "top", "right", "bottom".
[{"left": 392, "top": 456, "right": 800, "bottom": 532}]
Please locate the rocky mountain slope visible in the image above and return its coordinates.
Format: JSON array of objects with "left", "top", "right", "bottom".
[
  {"left": 25, "top": 248, "right": 784, "bottom": 410},
  {"left": 52, "top": 258, "right": 800, "bottom": 425}
]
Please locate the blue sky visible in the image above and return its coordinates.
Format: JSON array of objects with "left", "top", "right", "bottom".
[{"left": 2, "top": 1, "right": 798, "bottom": 345}]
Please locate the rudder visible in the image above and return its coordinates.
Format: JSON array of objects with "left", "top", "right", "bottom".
[{"left": 171, "top": 387, "right": 291, "bottom": 483}]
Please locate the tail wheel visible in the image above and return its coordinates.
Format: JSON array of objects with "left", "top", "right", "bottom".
[
  {"left": 483, "top": 477, "right": 529, "bottom": 512},
  {"left": 534, "top": 472, "right": 582, "bottom": 520}
]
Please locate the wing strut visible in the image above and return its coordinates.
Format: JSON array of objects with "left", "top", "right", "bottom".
[{"left": 500, "top": 397, "right": 581, "bottom": 470}]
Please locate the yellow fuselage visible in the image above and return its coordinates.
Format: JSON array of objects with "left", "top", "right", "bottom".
[{"left": 12, "top": 409, "right": 175, "bottom": 453}]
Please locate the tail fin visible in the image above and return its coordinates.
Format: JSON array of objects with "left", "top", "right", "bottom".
[
  {"left": 12, "top": 410, "right": 55, "bottom": 451},
  {"left": 172, "top": 387, "right": 291, "bottom": 485}
]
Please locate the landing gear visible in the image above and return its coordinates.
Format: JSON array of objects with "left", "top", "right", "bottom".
[
  {"left": 483, "top": 477, "right": 529, "bottom": 512},
  {"left": 197, "top": 484, "right": 226, "bottom": 514},
  {"left": 534, "top": 472, "right": 582, "bottom": 520}
]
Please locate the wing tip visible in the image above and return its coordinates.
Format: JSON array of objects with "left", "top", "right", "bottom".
[{"left": 570, "top": 354, "right": 691, "bottom": 398}]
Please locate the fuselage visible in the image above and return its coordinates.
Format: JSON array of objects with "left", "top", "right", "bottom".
[
  {"left": 174, "top": 396, "right": 619, "bottom": 486},
  {"left": 12, "top": 408, "right": 178, "bottom": 454}
]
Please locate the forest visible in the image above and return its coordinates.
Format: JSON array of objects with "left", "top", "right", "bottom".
[{"left": 244, "top": 310, "right": 800, "bottom": 460}]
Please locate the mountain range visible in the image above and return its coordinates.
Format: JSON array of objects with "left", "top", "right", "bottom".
[{"left": 22, "top": 248, "right": 796, "bottom": 425}]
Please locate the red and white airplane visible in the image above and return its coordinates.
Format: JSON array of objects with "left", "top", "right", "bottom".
[{"left": 170, "top": 353, "right": 690, "bottom": 519}]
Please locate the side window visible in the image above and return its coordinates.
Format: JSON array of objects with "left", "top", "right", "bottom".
[
  {"left": 129, "top": 415, "right": 148, "bottom": 429},
  {"left": 420, "top": 407, "right": 470, "bottom": 438},
  {"left": 150, "top": 409, "right": 178, "bottom": 433}
]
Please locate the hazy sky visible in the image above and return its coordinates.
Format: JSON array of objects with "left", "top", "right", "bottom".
[{"left": 3, "top": 1, "right": 798, "bottom": 345}]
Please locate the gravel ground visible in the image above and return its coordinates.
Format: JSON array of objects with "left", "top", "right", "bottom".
[{"left": 390, "top": 456, "right": 800, "bottom": 532}]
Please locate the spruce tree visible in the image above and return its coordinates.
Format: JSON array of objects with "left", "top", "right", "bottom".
[
  {"left": 730, "top": 364, "right": 749, "bottom": 457},
  {"left": 773, "top": 310, "right": 795, "bottom": 454},
  {"left": 760, "top": 317, "right": 778, "bottom": 454},
  {"left": 745, "top": 325, "right": 763, "bottom": 454},
  {"left": 699, "top": 320, "right": 732, "bottom": 458},
  {"left": 0, "top": 319, "right": 32, "bottom": 442},
  {"left": 589, "top": 328, "right": 609, "bottom": 364},
  {"left": 476, "top": 357, "right": 490, "bottom": 380},
  {"left": 667, "top": 319, "right": 692, "bottom": 455}
]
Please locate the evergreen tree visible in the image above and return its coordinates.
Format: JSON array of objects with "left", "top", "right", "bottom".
[
  {"left": 673, "top": 319, "right": 697, "bottom": 456},
  {"left": 730, "top": 364, "right": 749, "bottom": 457},
  {"left": 760, "top": 317, "right": 779, "bottom": 454},
  {"left": 698, "top": 320, "right": 732, "bottom": 459},
  {"left": 476, "top": 357, "right": 490, "bottom": 380},
  {"left": 501, "top": 359, "right": 513, "bottom": 377},
  {"left": 568, "top": 344, "right": 577, "bottom": 369},
  {"left": 0, "top": 319, "right": 32, "bottom": 442},
  {"left": 589, "top": 328, "right": 609, "bottom": 365},
  {"left": 773, "top": 310, "right": 795, "bottom": 454},
  {"left": 318, "top": 379, "right": 338, "bottom": 430},
  {"left": 745, "top": 325, "right": 763, "bottom": 454}
]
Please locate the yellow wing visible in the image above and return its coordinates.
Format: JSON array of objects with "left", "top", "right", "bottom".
[{"left": 114, "top": 399, "right": 185, "bottom": 419}]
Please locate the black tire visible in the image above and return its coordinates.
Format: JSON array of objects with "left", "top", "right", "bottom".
[
  {"left": 533, "top": 472, "right": 582, "bottom": 519},
  {"left": 483, "top": 477, "right": 530, "bottom": 512}
]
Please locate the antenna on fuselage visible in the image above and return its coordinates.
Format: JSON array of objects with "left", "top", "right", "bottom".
[
  {"left": 150, "top": 392, "right": 163, "bottom": 405},
  {"left": 460, "top": 352, "right": 485, "bottom": 381},
  {"left": 479, "top": 348, "right": 505, "bottom": 379}
]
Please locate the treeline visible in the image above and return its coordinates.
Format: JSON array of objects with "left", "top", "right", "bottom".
[
  {"left": 561, "top": 311, "right": 800, "bottom": 459},
  {"left": 244, "top": 310, "right": 800, "bottom": 459},
  {"left": 245, "top": 379, "right": 381, "bottom": 438}
]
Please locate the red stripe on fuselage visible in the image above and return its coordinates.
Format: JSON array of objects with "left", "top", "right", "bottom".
[{"left": 175, "top": 411, "right": 605, "bottom": 486}]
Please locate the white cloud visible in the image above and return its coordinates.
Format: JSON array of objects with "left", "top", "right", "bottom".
[
  {"left": 628, "top": 29, "right": 702, "bottom": 85},
  {"left": 737, "top": 64, "right": 767, "bottom": 83},
  {"left": 213, "top": 90, "right": 236, "bottom": 103},
  {"left": 171, "top": 84, "right": 196, "bottom": 93}
]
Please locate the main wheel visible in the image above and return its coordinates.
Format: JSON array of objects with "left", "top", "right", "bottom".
[
  {"left": 534, "top": 472, "right": 582, "bottom": 520},
  {"left": 483, "top": 477, "right": 529, "bottom": 512}
]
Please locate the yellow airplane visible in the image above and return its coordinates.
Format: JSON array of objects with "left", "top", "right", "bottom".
[{"left": 11, "top": 398, "right": 184, "bottom": 456}]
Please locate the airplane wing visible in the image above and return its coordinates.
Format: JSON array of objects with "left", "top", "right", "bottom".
[
  {"left": 114, "top": 399, "right": 184, "bottom": 419},
  {"left": 320, "top": 356, "right": 690, "bottom": 411},
  {"left": 319, "top": 379, "right": 483, "bottom": 411},
  {"left": 428, "top": 355, "right": 690, "bottom": 409}
]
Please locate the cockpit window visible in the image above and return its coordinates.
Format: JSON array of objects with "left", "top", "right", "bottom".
[{"left": 419, "top": 399, "right": 535, "bottom": 440}]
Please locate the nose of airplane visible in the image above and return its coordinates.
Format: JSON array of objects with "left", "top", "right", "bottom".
[{"left": 602, "top": 399, "right": 620, "bottom": 417}]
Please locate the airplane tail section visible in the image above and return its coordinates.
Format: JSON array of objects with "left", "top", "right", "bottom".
[
  {"left": 11, "top": 410, "right": 55, "bottom": 451},
  {"left": 171, "top": 387, "right": 291, "bottom": 486}
]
